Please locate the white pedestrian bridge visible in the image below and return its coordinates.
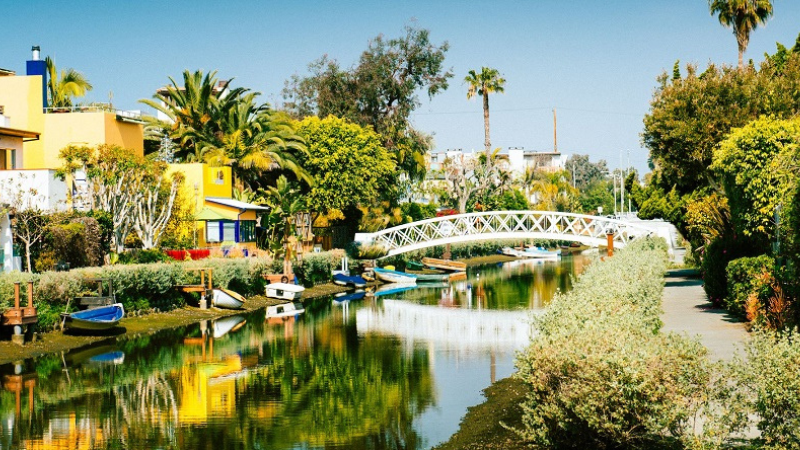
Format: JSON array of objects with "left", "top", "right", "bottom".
[{"left": 355, "top": 210, "right": 662, "bottom": 257}]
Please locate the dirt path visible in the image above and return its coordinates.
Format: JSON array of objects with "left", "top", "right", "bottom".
[{"left": 660, "top": 269, "right": 749, "bottom": 360}]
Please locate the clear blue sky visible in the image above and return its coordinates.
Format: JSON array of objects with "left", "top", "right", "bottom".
[{"left": 3, "top": 0, "right": 800, "bottom": 174}]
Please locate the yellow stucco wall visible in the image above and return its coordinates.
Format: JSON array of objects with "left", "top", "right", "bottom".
[
  {"left": 203, "top": 165, "right": 232, "bottom": 198},
  {"left": 102, "top": 113, "right": 144, "bottom": 155},
  {"left": 0, "top": 75, "right": 143, "bottom": 170},
  {"left": 0, "top": 75, "right": 45, "bottom": 168}
]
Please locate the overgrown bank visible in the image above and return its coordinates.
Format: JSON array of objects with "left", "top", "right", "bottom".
[
  {"left": 0, "top": 250, "right": 345, "bottom": 332},
  {"left": 440, "top": 238, "right": 800, "bottom": 449}
]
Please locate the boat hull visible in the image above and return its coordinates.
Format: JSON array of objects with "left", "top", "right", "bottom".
[
  {"left": 374, "top": 268, "right": 417, "bottom": 284},
  {"left": 266, "top": 283, "right": 305, "bottom": 300},
  {"left": 413, "top": 273, "right": 451, "bottom": 282},
  {"left": 332, "top": 274, "right": 367, "bottom": 288},
  {"left": 421, "top": 257, "right": 466, "bottom": 272},
  {"left": 212, "top": 288, "right": 245, "bottom": 309},
  {"left": 62, "top": 303, "right": 125, "bottom": 332}
]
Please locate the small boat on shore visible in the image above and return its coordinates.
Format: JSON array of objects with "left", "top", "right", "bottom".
[
  {"left": 212, "top": 288, "right": 245, "bottom": 309},
  {"left": 62, "top": 303, "right": 125, "bottom": 332},
  {"left": 266, "top": 301, "right": 305, "bottom": 319},
  {"left": 524, "top": 246, "right": 561, "bottom": 259},
  {"left": 266, "top": 283, "right": 305, "bottom": 300},
  {"left": 406, "top": 260, "right": 425, "bottom": 270},
  {"left": 333, "top": 273, "right": 367, "bottom": 288},
  {"left": 410, "top": 272, "right": 451, "bottom": 282},
  {"left": 422, "top": 257, "right": 467, "bottom": 272},
  {"left": 374, "top": 267, "right": 417, "bottom": 284},
  {"left": 501, "top": 247, "right": 560, "bottom": 260}
]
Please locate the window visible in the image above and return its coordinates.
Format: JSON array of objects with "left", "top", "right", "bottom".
[
  {"left": 206, "top": 221, "right": 221, "bottom": 243},
  {"left": 214, "top": 170, "right": 225, "bottom": 185},
  {"left": 239, "top": 221, "right": 256, "bottom": 242},
  {"left": 222, "top": 222, "right": 236, "bottom": 242}
]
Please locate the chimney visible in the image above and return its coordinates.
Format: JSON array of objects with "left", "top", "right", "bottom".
[{"left": 26, "top": 46, "right": 48, "bottom": 109}]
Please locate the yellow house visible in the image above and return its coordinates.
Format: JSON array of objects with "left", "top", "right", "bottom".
[
  {"left": 0, "top": 54, "right": 143, "bottom": 171},
  {"left": 167, "top": 163, "right": 268, "bottom": 249}
]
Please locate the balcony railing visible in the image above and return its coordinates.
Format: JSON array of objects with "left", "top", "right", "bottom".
[{"left": 44, "top": 105, "right": 143, "bottom": 121}]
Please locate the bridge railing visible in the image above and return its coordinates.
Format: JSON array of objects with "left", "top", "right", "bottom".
[{"left": 355, "top": 211, "right": 657, "bottom": 256}]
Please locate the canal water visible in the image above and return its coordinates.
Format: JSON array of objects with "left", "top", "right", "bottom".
[{"left": 0, "top": 254, "right": 590, "bottom": 450}]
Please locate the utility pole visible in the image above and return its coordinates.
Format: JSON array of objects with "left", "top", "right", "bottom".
[{"left": 553, "top": 109, "right": 558, "bottom": 153}]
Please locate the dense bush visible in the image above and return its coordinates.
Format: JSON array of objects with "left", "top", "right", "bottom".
[
  {"left": 700, "top": 235, "right": 754, "bottom": 306},
  {"left": 731, "top": 329, "right": 800, "bottom": 449},
  {"left": 294, "top": 249, "right": 346, "bottom": 287},
  {"left": 726, "top": 255, "right": 775, "bottom": 319},
  {"left": 514, "top": 237, "right": 713, "bottom": 448}
]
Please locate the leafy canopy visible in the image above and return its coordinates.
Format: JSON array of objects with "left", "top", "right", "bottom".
[
  {"left": 283, "top": 25, "right": 453, "bottom": 181},
  {"left": 295, "top": 116, "right": 396, "bottom": 221}
]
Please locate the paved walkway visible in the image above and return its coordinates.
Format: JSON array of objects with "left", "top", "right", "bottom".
[{"left": 661, "top": 269, "right": 749, "bottom": 361}]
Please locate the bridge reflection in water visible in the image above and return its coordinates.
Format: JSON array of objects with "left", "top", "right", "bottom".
[{"left": 356, "top": 298, "right": 538, "bottom": 353}]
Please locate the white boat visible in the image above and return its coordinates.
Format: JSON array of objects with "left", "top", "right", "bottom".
[
  {"left": 265, "top": 283, "right": 305, "bottom": 300},
  {"left": 373, "top": 267, "right": 417, "bottom": 284},
  {"left": 501, "top": 247, "right": 560, "bottom": 260},
  {"left": 524, "top": 246, "right": 561, "bottom": 259},
  {"left": 212, "top": 288, "right": 246, "bottom": 309},
  {"left": 266, "top": 301, "right": 305, "bottom": 319}
]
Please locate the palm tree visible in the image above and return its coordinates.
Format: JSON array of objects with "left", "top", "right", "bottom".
[
  {"left": 709, "top": 0, "right": 774, "bottom": 69},
  {"left": 465, "top": 67, "right": 506, "bottom": 156},
  {"left": 45, "top": 57, "right": 93, "bottom": 108}
]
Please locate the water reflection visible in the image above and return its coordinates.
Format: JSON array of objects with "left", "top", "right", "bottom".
[{"left": 0, "top": 254, "right": 589, "bottom": 449}]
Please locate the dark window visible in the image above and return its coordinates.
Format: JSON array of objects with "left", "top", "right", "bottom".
[{"left": 239, "top": 221, "right": 256, "bottom": 242}]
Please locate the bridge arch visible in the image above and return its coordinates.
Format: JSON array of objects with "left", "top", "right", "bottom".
[{"left": 354, "top": 210, "right": 659, "bottom": 257}]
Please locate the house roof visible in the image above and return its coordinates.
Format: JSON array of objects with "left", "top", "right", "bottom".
[
  {"left": 0, "top": 126, "right": 40, "bottom": 140},
  {"left": 205, "top": 197, "right": 269, "bottom": 211},
  {"left": 195, "top": 207, "right": 233, "bottom": 221}
]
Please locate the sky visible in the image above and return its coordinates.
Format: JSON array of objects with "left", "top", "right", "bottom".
[{"left": 3, "top": 0, "right": 800, "bottom": 174}]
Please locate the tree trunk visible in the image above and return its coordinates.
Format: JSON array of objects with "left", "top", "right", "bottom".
[
  {"left": 25, "top": 241, "right": 32, "bottom": 273},
  {"left": 483, "top": 91, "right": 491, "bottom": 155}
]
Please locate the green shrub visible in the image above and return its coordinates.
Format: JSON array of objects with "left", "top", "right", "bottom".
[
  {"left": 295, "top": 250, "right": 346, "bottom": 287},
  {"left": 701, "top": 235, "right": 755, "bottom": 306},
  {"left": 118, "top": 248, "right": 170, "bottom": 264},
  {"left": 514, "top": 237, "right": 712, "bottom": 447},
  {"left": 726, "top": 255, "right": 775, "bottom": 319},
  {"left": 731, "top": 329, "right": 800, "bottom": 449}
]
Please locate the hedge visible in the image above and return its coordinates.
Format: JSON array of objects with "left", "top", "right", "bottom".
[
  {"left": 0, "top": 250, "right": 344, "bottom": 331},
  {"left": 514, "top": 237, "right": 713, "bottom": 448},
  {"left": 725, "top": 255, "right": 775, "bottom": 319}
]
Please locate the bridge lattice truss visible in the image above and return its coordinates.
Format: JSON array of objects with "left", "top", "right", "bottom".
[{"left": 355, "top": 211, "right": 656, "bottom": 257}]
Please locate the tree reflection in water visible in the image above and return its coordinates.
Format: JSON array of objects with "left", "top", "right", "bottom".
[{"left": 1, "top": 301, "right": 434, "bottom": 450}]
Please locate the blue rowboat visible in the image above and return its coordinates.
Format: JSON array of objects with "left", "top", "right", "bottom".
[
  {"left": 332, "top": 273, "right": 367, "bottom": 288},
  {"left": 62, "top": 303, "right": 125, "bottom": 332}
]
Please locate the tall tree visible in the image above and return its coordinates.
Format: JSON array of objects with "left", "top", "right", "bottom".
[
  {"left": 45, "top": 57, "right": 93, "bottom": 108},
  {"left": 464, "top": 67, "right": 506, "bottom": 155},
  {"left": 283, "top": 25, "right": 453, "bottom": 181},
  {"left": 709, "top": 0, "right": 774, "bottom": 69},
  {"left": 142, "top": 71, "right": 308, "bottom": 190},
  {"left": 295, "top": 116, "right": 396, "bottom": 222},
  {"left": 58, "top": 144, "right": 144, "bottom": 253}
]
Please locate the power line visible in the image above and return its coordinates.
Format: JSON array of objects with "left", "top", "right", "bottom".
[{"left": 411, "top": 105, "right": 641, "bottom": 117}]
